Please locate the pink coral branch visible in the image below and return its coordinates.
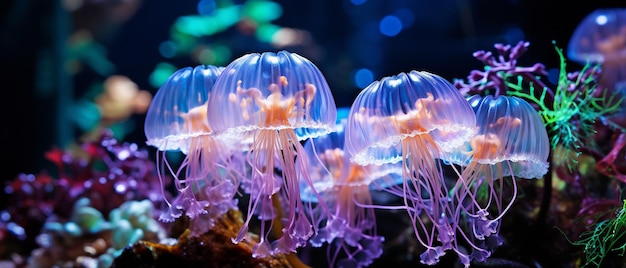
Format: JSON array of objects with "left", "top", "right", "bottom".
[{"left": 596, "top": 133, "right": 626, "bottom": 183}]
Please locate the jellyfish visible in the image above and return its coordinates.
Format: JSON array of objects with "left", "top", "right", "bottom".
[
  {"left": 206, "top": 51, "right": 337, "bottom": 257},
  {"left": 449, "top": 95, "right": 550, "bottom": 264},
  {"left": 300, "top": 112, "right": 399, "bottom": 268},
  {"left": 345, "top": 70, "right": 477, "bottom": 265},
  {"left": 567, "top": 8, "right": 626, "bottom": 92},
  {"left": 144, "top": 65, "right": 238, "bottom": 227}
]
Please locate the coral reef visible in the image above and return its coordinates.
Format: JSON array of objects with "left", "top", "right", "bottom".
[
  {"left": 3, "top": 38, "right": 626, "bottom": 268},
  {"left": 112, "top": 209, "right": 291, "bottom": 268},
  {"left": 0, "top": 130, "right": 167, "bottom": 267}
]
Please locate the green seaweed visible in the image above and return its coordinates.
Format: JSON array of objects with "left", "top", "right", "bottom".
[
  {"left": 570, "top": 200, "right": 626, "bottom": 267},
  {"left": 507, "top": 42, "right": 623, "bottom": 171}
]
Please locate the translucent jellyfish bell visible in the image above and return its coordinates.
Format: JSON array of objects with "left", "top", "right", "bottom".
[
  {"left": 567, "top": 8, "right": 626, "bottom": 91},
  {"left": 301, "top": 120, "right": 402, "bottom": 203},
  {"left": 345, "top": 70, "right": 477, "bottom": 166},
  {"left": 145, "top": 65, "right": 223, "bottom": 153},
  {"left": 207, "top": 51, "right": 337, "bottom": 141},
  {"left": 470, "top": 95, "right": 550, "bottom": 179},
  {"left": 567, "top": 8, "right": 626, "bottom": 65}
]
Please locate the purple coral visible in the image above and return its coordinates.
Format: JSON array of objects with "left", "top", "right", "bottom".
[{"left": 454, "top": 41, "right": 551, "bottom": 99}]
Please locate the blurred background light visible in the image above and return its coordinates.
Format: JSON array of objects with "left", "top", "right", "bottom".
[
  {"left": 351, "top": 0, "right": 367, "bottom": 6},
  {"left": 158, "top": 40, "right": 177, "bottom": 58},
  {"left": 354, "top": 68, "right": 374, "bottom": 88},
  {"left": 379, "top": 15, "right": 402, "bottom": 36},
  {"left": 243, "top": 0, "right": 282, "bottom": 23},
  {"left": 197, "top": 0, "right": 217, "bottom": 16},
  {"left": 149, "top": 62, "right": 178, "bottom": 88},
  {"left": 394, "top": 8, "right": 414, "bottom": 29}
]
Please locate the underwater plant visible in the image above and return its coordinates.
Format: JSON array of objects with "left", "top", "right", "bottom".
[
  {"left": 454, "top": 40, "right": 623, "bottom": 173},
  {"left": 455, "top": 39, "right": 626, "bottom": 267},
  {"left": 205, "top": 51, "right": 337, "bottom": 257},
  {"left": 509, "top": 45, "right": 622, "bottom": 173},
  {"left": 568, "top": 199, "right": 626, "bottom": 267}
]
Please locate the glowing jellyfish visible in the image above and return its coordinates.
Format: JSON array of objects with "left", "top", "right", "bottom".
[
  {"left": 345, "top": 70, "right": 477, "bottom": 265},
  {"left": 300, "top": 114, "right": 399, "bottom": 268},
  {"left": 450, "top": 95, "right": 549, "bottom": 265},
  {"left": 567, "top": 8, "right": 626, "bottom": 91},
  {"left": 144, "top": 65, "right": 238, "bottom": 225},
  {"left": 206, "top": 51, "right": 337, "bottom": 257}
]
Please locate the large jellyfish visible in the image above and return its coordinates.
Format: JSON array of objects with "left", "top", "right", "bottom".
[
  {"left": 300, "top": 113, "right": 399, "bottom": 268},
  {"left": 449, "top": 95, "right": 549, "bottom": 264},
  {"left": 567, "top": 8, "right": 626, "bottom": 92},
  {"left": 345, "top": 70, "right": 477, "bottom": 265},
  {"left": 206, "top": 51, "right": 337, "bottom": 257},
  {"left": 144, "top": 65, "right": 238, "bottom": 229}
]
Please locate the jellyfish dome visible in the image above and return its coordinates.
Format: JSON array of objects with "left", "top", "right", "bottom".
[
  {"left": 145, "top": 65, "right": 224, "bottom": 153},
  {"left": 567, "top": 8, "right": 626, "bottom": 65},
  {"left": 345, "top": 70, "right": 477, "bottom": 166},
  {"left": 300, "top": 121, "right": 402, "bottom": 203},
  {"left": 206, "top": 51, "right": 337, "bottom": 141},
  {"left": 567, "top": 8, "right": 626, "bottom": 94},
  {"left": 470, "top": 95, "right": 550, "bottom": 179}
]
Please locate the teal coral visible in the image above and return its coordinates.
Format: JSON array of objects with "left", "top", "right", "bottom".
[
  {"left": 28, "top": 198, "right": 167, "bottom": 268},
  {"left": 105, "top": 199, "right": 168, "bottom": 266}
]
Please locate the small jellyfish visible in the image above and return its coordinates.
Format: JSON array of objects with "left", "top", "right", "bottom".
[
  {"left": 567, "top": 8, "right": 626, "bottom": 91},
  {"left": 144, "top": 65, "right": 238, "bottom": 226},
  {"left": 345, "top": 70, "right": 477, "bottom": 266},
  {"left": 450, "top": 95, "right": 549, "bottom": 265},
  {"left": 206, "top": 51, "right": 337, "bottom": 257},
  {"left": 300, "top": 116, "right": 396, "bottom": 268}
]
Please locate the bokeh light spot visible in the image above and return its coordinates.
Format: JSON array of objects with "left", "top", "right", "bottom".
[
  {"left": 354, "top": 68, "right": 374, "bottom": 88},
  {"left": 394, "top": 8, "right": 415, "bottom": 28},
  {"left": 210, "top": 44, "right": 232, "bottom": 66},
  {"left": 244, "top": 0, "right": 283, "bottom": 23},
  {"left": 595, "top": 14, "right": 608, "bottom": 25},
  {"left": 159, "top": 41, "right": 177, "bottom": 58},
  {"left": 351, "top": 0, "right": 367, "bottom": 5},
  {"left": 174, "top": 6, "right": 241, "bottom": 37},
  {"left": 502, "top": 27, "right": 525, "bottom": 45},
  {"left": 198, "top": 47, "right": 216, "bottom": 64},
  {"left": 197, "top": 0, "right": 217, "bottom": 16},
  {"left": 379, "top": 15, "right": 402, "bottom": 37},
  {"left": 256, "top": 24, "right": 281, "bottom": 43},
  {"left": 149, "top": 62, "right": 178, "bottom": 88},
  {"left": 336, "top": 107, "right": 351, "bottom": 123}
]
